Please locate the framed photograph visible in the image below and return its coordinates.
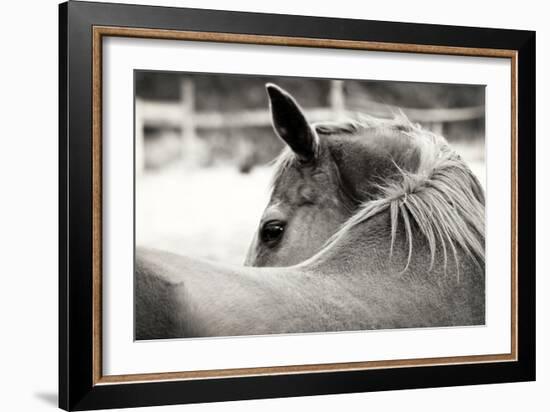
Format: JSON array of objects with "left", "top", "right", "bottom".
[{"left": 59, "top": 1, "right": 535, "bottom": 410}]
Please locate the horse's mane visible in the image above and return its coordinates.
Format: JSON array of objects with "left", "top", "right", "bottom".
[{"left": 273, "top": 113, "right": 485, "bottom": 278}]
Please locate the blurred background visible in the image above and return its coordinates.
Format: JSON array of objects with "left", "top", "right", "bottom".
[{"left": 135, "top": 72, "right": 485, "bottom": 264}]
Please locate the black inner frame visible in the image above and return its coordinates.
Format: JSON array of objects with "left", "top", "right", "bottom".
[{"left": 59, "top": 1, "right": 536, "bottom": 410}]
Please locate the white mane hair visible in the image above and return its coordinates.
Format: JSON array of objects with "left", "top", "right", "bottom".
[{"left": 323, "top": 113, "right": 485, "bottom": 279}]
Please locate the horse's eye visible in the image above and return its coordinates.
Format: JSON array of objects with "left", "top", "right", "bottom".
[{"left": 260, "top": 221, "right": 285, "bottom": 245}]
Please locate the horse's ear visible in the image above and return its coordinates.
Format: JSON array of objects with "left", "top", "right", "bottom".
[{"left": 266, "top": 83, "right": 318, "bottom": 162}]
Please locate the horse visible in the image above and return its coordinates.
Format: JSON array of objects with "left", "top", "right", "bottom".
[
  {"left": 245, "top": 83, "right": 485, "bottom": 268},
  {"left": 135, "top": 83, "right": 485, "bottom": 340}
]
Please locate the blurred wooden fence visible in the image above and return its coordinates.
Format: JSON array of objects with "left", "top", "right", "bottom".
[{"left": 135, "top": 80, "right": 484, "bottom": 173}]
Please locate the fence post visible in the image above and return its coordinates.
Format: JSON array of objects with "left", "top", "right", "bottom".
[
  {"left": 180, "top": 79, "right": 201, "bottom": 163},
  {"left": 329, "top": 80, "right": 346, "bottom": 120},
  {"left": 135, "top": 99, "right": 145, "bottom": 174},
  {"left": 429, "top": 122, "right": 444, "bottom": 135}
]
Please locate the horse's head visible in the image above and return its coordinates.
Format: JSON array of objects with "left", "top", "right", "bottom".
[{"left": 244, "top": 83, "right": 422, "bottom": 267}]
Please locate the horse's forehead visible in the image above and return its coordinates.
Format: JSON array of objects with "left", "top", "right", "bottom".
[
  {"left": 269, "top": 126, "right": 419, "bottom": 206},
  {"left": 271, "top": 161, "right": 337, "bottom": 206}
]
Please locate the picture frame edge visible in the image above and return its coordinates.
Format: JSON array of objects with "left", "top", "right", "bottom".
[{"left": 59, "top": 1, "right": 536, "bottom": 410}]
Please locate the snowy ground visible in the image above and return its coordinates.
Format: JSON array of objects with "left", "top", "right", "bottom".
[
  {"left": 136, "top": 141, "right": 485, "bottom": 265},
  {"left": 136, "top": 165, "right": 272, "bottom": 264}
]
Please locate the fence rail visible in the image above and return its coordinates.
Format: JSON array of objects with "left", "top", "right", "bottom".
[{"left": 135, "top": 80, "right": 484, "bottom": 173}]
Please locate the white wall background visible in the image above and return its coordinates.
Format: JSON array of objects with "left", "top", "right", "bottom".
[{"left": 0, "top": 0, "right": 546, "bottom": 411}]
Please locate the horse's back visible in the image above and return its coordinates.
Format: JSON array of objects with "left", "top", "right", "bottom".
[{"left": 135, "top": 248, "right": 189, "bottom": 340}]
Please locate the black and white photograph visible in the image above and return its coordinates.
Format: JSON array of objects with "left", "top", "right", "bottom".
[{"left": 134, "top": 72, "right": 486, "bottom": 340}]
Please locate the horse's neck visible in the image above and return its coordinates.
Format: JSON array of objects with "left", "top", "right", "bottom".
[{"left": 301, "top": 208, "right": 485, "bottom": 313}]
